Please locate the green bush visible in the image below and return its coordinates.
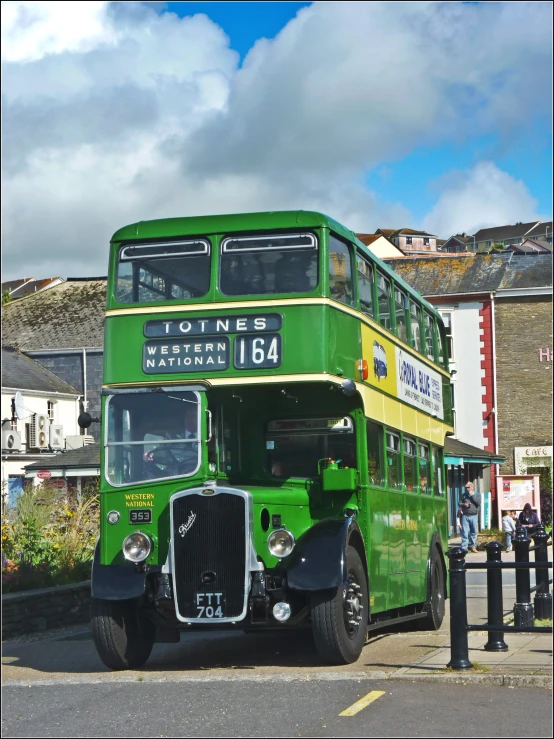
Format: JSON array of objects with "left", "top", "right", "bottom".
[{"left": 2, "top": 480, "right": 99, "bottom": 592}]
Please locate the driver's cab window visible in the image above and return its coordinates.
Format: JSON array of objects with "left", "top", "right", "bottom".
[
  {"left": 106, "top": 390, "right": 200, "bottom": 486},
  {"left": 266, "top": 417, "right": 356, "bottom": 479}
]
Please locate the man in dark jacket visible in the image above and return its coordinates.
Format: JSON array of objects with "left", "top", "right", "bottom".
[
  {"left": 460, "top": 482, "right": 481, "bottom": 553},
  {"left": 518, "top": 503, "right": 541, "bottom": 535}
]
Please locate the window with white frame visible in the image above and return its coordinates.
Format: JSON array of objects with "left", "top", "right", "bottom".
[{"left": 47, "top": 400, "right": 56, "bottom": 422}]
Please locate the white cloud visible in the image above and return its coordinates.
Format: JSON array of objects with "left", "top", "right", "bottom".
[
  {"left": 421, "top": 162, "right": 547, "bottom": 236},
  {"left": 1, "top": 1, "right": 551, "bottom": 279}
]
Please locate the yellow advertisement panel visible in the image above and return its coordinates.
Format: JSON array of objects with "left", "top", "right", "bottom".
[{"left": 361, "top": 324, "right": 397, "bottom": 397}]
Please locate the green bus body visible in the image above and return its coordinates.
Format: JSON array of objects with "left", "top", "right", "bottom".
[{"left": 92, "top": 210, "right": 453, "bottom": 669}]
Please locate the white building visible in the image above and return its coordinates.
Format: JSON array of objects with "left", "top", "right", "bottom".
[{"left": 1, "top": 348, "right": 82, "bottom": 504}]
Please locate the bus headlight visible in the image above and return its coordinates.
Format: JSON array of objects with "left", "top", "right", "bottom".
[
  {"left": 122, "top": 532, "right": 152, "bottom": 562},
  {"left": 267, "top": 529, "right": 295, "bottom": 558}
]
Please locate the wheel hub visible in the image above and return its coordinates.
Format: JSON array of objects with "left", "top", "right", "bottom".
[{"left": 343, "top": 577, "right": 363, "bottom": 636}]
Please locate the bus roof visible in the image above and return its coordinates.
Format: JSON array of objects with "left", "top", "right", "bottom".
[{"left": 110, "top": 210, "right": 443, "bottom": 322}]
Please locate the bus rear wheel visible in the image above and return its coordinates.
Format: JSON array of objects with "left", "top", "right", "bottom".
[
  {"left": 310, "top": 546, "right": 368, "bottom": 665},
  {"left": 420, "top": 551, "right": 445, "bottom": 631},
  {"left": 91, "top": 597, "right": 155, "bottom": 670}
]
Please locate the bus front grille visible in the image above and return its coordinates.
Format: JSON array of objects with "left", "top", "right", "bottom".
[{"left": 171, "top": 491, "right": 248, "bottom": 621}]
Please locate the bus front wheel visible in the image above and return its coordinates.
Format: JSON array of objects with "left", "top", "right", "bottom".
[
  {"left": 91, "top": 597, "right": 155, "bottom": 670},
  {"left": 310, "top": 546, "right": 368, "bottom": 665}
]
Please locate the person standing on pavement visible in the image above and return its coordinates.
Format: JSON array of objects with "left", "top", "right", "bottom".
[
  {"left": 460, "top": 482, "right": 481, "bottom": 553},
  {"left": 502, "top": 510, "right": 517, "bottom": 552}
]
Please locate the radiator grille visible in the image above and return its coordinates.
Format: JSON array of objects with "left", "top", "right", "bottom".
[{"left": 172, "top": 492, "right": 247, "bottom": 620}]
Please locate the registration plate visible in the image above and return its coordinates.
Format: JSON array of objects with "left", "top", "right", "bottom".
[
  {"left": 195, "top": 592, "right": 225, "bottom": 619},
  {"left": 129, "top": 509, "right": 152, "bottom": 524}
]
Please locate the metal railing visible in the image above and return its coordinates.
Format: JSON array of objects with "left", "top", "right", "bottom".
[{"left": 446, "top": 523, "right": 552, "bottom": 670}]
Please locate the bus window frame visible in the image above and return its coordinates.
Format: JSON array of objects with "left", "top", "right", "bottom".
[
  {"left": 103, "top": 389, "right": 203, "bottom": 488},
  {"left": 385, "top": 429, "right": 402, "bottom": 490},
  {"left": 219, "top": 231, "right": 319, "bottom": 298},
  {"left": 115, "top": 239, "right": 212, "bottom": 305},
  {"left": 376, "top": 271, "right": 392, "bottom": 332},
  {"left": 424, "top": 310, "right": 435, "bottom": 363},
  {"left": 356, "top": 252, "right": 374, "bottom": 318},
  {"left": 393, "top": 284, "right": 409, "bottom": 344},
  {"left": 409, "top": 299, "right": 422, "bottom": 353},
  {"left": 328, "top": 233, "right": 356, "bottom": 307},
  {"left": 418, "top": 441, "right": 431, "bottom": 494},
  {"left": 402, "top": 435, "right": 418, "bottom": 492}
]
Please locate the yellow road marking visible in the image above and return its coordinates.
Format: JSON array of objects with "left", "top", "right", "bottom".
[{"left": 339, "top": 690, "right": 386, "bottom": 716}]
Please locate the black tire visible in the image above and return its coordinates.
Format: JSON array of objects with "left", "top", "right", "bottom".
[
  {"left": 310, "top": 545, "right": 368, "bottom": 665},
  {"left": 91, "top": 597, "right": 155, "bottom": 670},
  {"left": 420, "top": 549, "right": 446, "bottom": 630}
]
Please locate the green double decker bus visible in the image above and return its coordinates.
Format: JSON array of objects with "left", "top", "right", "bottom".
[{"left": 87, "top": 210, "right": 454, "bottom": 670}]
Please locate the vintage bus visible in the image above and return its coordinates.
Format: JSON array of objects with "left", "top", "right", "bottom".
[{"left": 85, "top": 210, "right": 453, "bottom": 670}]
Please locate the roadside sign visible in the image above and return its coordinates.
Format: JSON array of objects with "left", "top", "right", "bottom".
[{"left": 37, "top": 470, "right": 52, "bottom": 480}]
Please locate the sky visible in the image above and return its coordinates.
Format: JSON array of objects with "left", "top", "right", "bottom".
[{"left": 1, "top": 0, "right": 552, "bottom": 280}]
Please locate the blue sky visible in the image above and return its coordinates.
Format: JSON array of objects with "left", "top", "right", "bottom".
[{"left": 1, "top": 1, "right": 552, "bottom": 278}]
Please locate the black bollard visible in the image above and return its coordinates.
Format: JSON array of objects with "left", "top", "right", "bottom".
[
  {"left": 532, "top": 524, "right": 552, "bottom": 621},
  {"left": 484, "top": 541, "right": 508, "bottom": 651},
  {"left": 446, "top": 547, "right": 473, "bottom": 670},
  {"left": 513, "top": 524, "right": 534, "bottom": 627}
]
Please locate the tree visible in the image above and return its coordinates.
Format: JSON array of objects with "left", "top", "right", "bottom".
[{"left": 2, "top": 290, "right": 12, "bottom": 306}]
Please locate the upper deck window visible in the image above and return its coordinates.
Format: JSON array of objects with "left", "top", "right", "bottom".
[
  {"left": 220, "top": 233, "right": 318, "bottom": 296},
  {"left": 329, "top": 236, "right": 354, "bottom": 306},
  {"left": 115, "top": 240, "right": 210, "bottom": 304},
  {"left": 357, "top": 255, "right": 374, "bottom": 317},
  {"left": 376, "top": 273, "right": 392, "bottom": 331}
]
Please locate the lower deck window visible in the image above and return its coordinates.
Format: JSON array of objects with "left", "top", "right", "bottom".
[
  {"left": 266, "top": 417, "right": 356, "bottom": 479},
  {"left": 386, "top": 431, "right": 402, "bottom": 489}
]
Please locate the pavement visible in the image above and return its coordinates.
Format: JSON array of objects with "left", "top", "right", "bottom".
[{"left": 2, "top": 540, "right": 552, "bottom": 689}]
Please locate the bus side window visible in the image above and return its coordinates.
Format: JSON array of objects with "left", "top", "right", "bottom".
[
  {"left": 432, "top": 446, "right": 444, "bottom": 496},
  {"left": 357, "top": 254, "right": 374, "bottom": 317},
  {"left": 367, "top": 421, "right": 384, "bottom": 486},
  {"left": 424, "top": 312, "right": 435, "bottom": 361},
  {"left": 386, "top": 431, "right": 402, "bottom": 489},
  {"left": 435, "top": 321, "right": 447, "bottom": 368},
  {"left": 410, "top": 300, "right": 422, "bottom": 353},
  {"left": 377, "top": 273, "right": 392, "bottom": 331},
  {"left": 394, "top": 286, "right": 408, "bottom": 344},
  {"left": 403, "top": 437, "right": 417, "bottom": 491},
  {"left": 329, "top": 235, "right": 354, "bottom": 306},
  {"left": 418, "top": 442, "right": 430, "bottom": 493}
]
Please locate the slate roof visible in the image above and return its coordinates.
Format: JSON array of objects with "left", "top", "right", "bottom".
[
  {"left": 1, "top": 278, "right": 107, "bottom": 350},
  {"left": 25, "top": 442, "right": 100, "bottom": 470},
  {"left": 473, "top": 221, "right": 540, "bottom": 243},
  {"left": 526, "top": 222, "right": 552, "bottom": 239},
  {"left": 1, "top": 348, "right": 79, "bottom": 394},
  {"left": 385, "top": 253, "right": 552, "bottom": 296},
  {"left": 520, "top": 239, "right": 552, "bottom": 253},
  {"left": 445, "top": 437, "right": 505, "bottom": 462},
  {"left": 391, "top": 228, "right": 437, "bottom": 238}
]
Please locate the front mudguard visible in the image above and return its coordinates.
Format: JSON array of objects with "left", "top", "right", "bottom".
[
  {"left": 277, "top": 517, "right": 368, "bottom": 593},
  {"left": 91, "top": 540, "right": 147, "bottom": 601}
]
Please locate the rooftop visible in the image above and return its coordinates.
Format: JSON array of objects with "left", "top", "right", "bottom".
[
  {"left": 1, "top": 348, "right": 79, "bottom": 395},
  {"left": 25, "top": 442, "right": 100, "bottom": 470},
  {"left": 445, "top": 437, "right": 505, "bottom": 463},
  {"left": 2, "top": 278, "right": 107, "bottom": 351},
  {"left": 385, "top": 253, "right": 552, "bottom": 296},
  {"left": 473, "top": 221, "right": 540, "bottom": 243}
]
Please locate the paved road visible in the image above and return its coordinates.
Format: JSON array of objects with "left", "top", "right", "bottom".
[
  {"left": 2, "top": 678, "right": 552, "bottom": 737},
  {"left": 2, "top": 568, "right": 551, "bottom": 738}
]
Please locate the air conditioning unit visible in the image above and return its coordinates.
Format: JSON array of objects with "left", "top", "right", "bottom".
[
  {"left": 65, "top": 435, "right": 85, "bottom": 450},
  {"left": 50, "top": 424, "right": 64, "bottom": 450},
  {"left": 83, "top": 435, "right": 95, "bottom": 446},
  {"left": 2, "top": 429, "right": 21, "bottom": 452},
  {"left": 29, "top": 414, "right": 49, "bottom": 450}
]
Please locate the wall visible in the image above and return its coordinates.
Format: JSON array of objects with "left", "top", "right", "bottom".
[
  {"left": 395, "top": 236, "right": 437, "bottom": 252},
  {"left": 30, "top": 351, "right": 103, "bottom": 440},
  {"left": 495, "top": 295, "right": 553, "bottom": 474},
  {"left": 2, "top": 581, "right": 90, "bottom": 638},
  {"left": 1, "top": 390, "right": 80, "bottom": 478},
  {"left": 445, "top": 301, "right": 488, "bottom": 449}
]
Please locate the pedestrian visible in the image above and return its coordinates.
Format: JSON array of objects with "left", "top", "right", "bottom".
[
  {"left": 518, "top": 503, "right": 541, "bottom": 535},
  {"left": 502, "top": 510, "right": 517, "bottom": 552},
  {"left": 459, "top": 482, "right": 481, "bottom": 553}
]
